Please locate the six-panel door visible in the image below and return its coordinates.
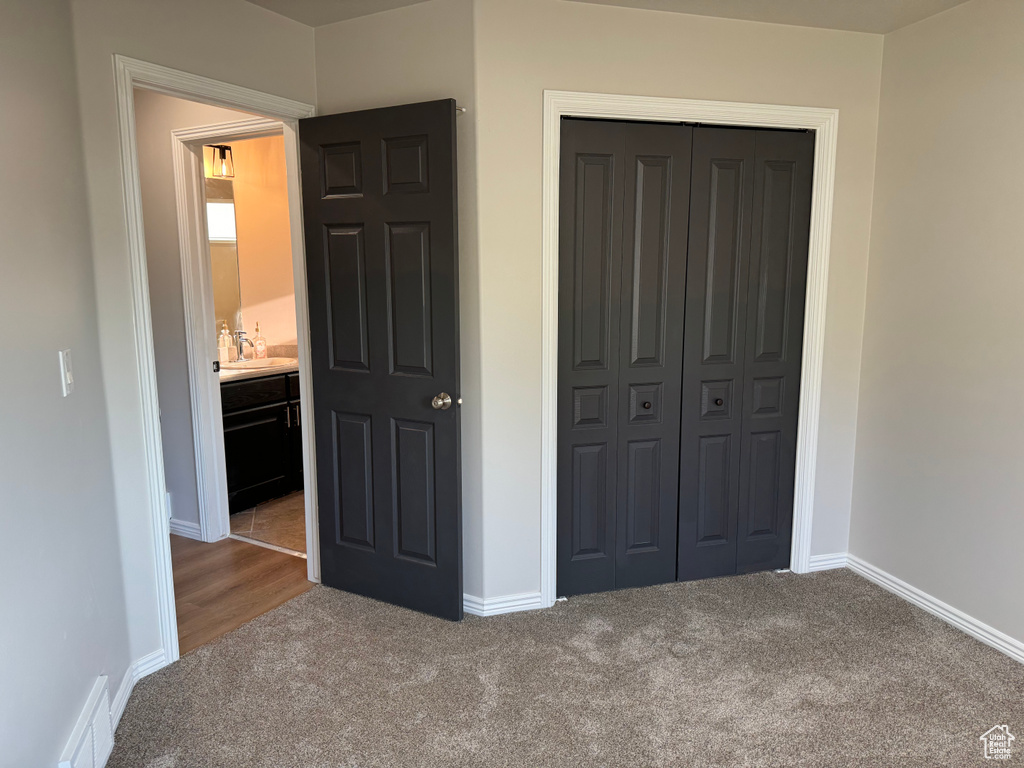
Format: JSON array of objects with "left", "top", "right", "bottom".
[{"left": 299, "top": 100, "right": 462, "bottom": 620}]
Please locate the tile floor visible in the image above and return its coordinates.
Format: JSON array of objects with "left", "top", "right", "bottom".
[{"left": 230, "top": 491, "right": 306, "bottom": 554}]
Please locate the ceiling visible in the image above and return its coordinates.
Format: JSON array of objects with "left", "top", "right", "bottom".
[
  {"left": 563, "top": 0, "right": 970, "bottom": 34},
  {"left": 244, "top": 0, "right": 429, "bottom": 27},
  {"left": 245, "top": 0, "right": 970, "bottom": 33}
]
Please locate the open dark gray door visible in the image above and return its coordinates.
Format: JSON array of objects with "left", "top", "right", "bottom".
[{"left": 299, "top": 100, "right": 462, "bottom": 620}]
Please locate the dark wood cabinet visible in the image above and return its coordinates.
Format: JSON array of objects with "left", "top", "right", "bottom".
[{"left": 222, "top": 372, "right": 303, "bottom": 513}]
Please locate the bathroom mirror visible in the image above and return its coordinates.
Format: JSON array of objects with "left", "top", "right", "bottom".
[
  {"left": 206, "top": 174, "right": 242, "bottom": 333},
  {"left": 203, "top": 135, "right": 299, "bottom": 357}
]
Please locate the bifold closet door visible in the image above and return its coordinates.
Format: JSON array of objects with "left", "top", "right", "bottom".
[
  {"left": 556, "top": 119, "right": 692, "bottom": 597},
  {"left": 676, "top": 127, "right": 814, "bottom": 580}
]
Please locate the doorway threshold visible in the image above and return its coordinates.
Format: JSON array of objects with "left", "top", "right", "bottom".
[{"left": 229, "top": 533, "right": 307, "bottom": 559}]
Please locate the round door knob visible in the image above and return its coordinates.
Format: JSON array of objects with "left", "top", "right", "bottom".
[
  {"left": 642, "top": 401, "right": 652, "bottom": 410},
  {"left": 714, "top": 398, "right": 724, "bottom": 407},
  {"left": 432, "top": 392, "right": 453, "bottom": 410}
]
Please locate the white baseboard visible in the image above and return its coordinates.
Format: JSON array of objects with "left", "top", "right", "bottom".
[
  {"left": 168, "top": 518, "right": 202, "bottom": 540},
  {"left": 61, "top": 649, "right": 169, "bottom": 768},
  {"left": 464, "top": 591, "right": 545, "bottom": 617},
  {"left": 110, "top": 649, "right": 168, "bottom": 734},
  {"left": 807, "top": 552, "right": 848, "bottom": 571},
  {"left": 847, "top": 554, "right": 1024, "bottom": 665},
  {"left": 59, "top": 676, "right": 113, "bottom": 768}
]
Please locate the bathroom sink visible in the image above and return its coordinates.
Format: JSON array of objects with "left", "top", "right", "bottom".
[{"left": 221, "top": 357, "right": 297, "bottom": 370}]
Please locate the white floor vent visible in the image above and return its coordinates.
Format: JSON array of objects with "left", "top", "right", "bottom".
[{"left": 59, "top": 676, "right": 113, "bottom": 768}]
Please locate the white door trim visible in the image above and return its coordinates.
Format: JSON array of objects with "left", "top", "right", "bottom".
[
  {"left": 170, "top": 118, "right": 290, "bottom": 545},
  {"left": 113, "top": 54, "right": 316, "bottom": 667},
  {"left": 540, "top": 90, "right": 839, "bottom": 608}
]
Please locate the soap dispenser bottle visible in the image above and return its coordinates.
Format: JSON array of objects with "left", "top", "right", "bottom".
[
  {"left": 217, "top": 321, "right": 232, "bottom": 365},
  {"left": 253, "top": 322, "right": 267, "bottom": 360}
]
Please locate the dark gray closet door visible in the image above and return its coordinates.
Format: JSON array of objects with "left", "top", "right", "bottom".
[
  {"left": 735, "top": 129, "right": 813, "bottom": 573},
  {"left": 557, "top": 119, "right": 624, "bottom": 596},
  {"left": 677, "top": 127, "right": 756, "bottom": 581},
  {"left": 614, "top": 123, "right": 692, "bottom": 589},
  {"left": 557, "top": 118, "right": 691, "bottom": 596},
  {"left": 677, "top": 127, "right": 813, "bottom": 580}
]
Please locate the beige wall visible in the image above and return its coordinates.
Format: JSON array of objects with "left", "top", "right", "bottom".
[
  {"left": 134, "top": 89, "right": 253, "bottom": 530},
  {"left": 314, "top": 0, "right": 485, "bottom": 596},
  {"left": 232, "top": 134, "right": 298, "bottom": 347},
  {"left": 314, "top": 0, "right": 882, "bottom": 601},
  {"left": 71, "top": 0, "right": 316, "bottom": 662},
  {"left": 851, "top": 0, "right": 1024, "bottom": 641},
  {"left": 0, "top": 1, "right": 131, "bottom": 763},
  {"left": 471, "top": 0, "right": 884, "bottom": 597}
]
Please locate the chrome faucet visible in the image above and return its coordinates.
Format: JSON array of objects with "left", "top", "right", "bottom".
[{"left": 234, "top": 330, "right": 255, "bottom": 361}]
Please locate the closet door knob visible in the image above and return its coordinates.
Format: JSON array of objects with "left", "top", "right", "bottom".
[
  {"left": 714, "top": 398, "right": 724, "bottom": 407},
  {"left": 642, "top": 401, "right": 652, "bottom": 410}
]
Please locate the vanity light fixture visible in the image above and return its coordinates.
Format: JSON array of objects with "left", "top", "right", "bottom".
[{"left": 210, "top": 145, "right": 235, "bottom": 178}]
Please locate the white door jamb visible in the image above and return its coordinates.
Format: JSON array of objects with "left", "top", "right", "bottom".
[
  {"left": 113, "top": 55, "right": 317, "bottom": 668},
  {"left": 170, "top": 118, "right": 290, "bottom": 545}
]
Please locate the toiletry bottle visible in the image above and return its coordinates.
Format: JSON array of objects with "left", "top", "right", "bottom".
[
  {"left": 253, "top": 322, "right": 267, "bottom": 360},
  {"left": 217, "top": 321, "right": 232, "bottom": 365}
]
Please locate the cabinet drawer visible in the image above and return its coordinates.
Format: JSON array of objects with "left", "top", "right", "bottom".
[{"left": 221, "top": 374, "right": 288, "bottom": 413}]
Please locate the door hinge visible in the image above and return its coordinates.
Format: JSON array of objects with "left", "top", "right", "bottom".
[{"left": 212, "top": 360, "right": 220, "bottom": 373}]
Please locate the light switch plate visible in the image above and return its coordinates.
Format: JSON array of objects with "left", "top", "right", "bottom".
[{"left": 59, "top": 348, "right": 74, "bottom": 397}]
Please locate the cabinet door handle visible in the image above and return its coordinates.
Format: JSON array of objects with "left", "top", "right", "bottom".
[
  {"left": 294, "top": 404, "right": 300, "bottom": 427},
  {"left": 286, "top": 407, "right": 291, "bottom": 428}
]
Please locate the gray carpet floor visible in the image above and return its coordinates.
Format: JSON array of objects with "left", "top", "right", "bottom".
[{"left": 109, "top": 570, "right": 1024, "bottom": 767}]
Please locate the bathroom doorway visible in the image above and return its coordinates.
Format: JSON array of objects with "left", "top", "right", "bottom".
[
  {"left": 133, "top": 86, "right": 316, "bottom": 653},
  {"left": 202, "top": 133, "right": 308, "bottom": 559}
]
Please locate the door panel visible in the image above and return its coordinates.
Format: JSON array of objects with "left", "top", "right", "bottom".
[
  {"left": 700, "top": 159, "right": 747, "bottom": 365},
  {"left": 391, "top": 418, "right": 436, "bottom": 564},
  {"left": 571, "top": 443, "right": 610, "bottom": 559},
  {"left": 678, "top": 127, "right": 755, "bottom": 581},
  {"left": 613, "top": 123, "right": 690, "bottom": 590},
  {"left": 744, "top": 430, "right": 781, "bottom": 537},
  {"left": 300, "top": 99, "right": 462, "bottom": 620},
  {"left": 628, "top": 155, "right": 671, "bottom": 366},
  {"left": 557, "top": 120, "right": 624, "bottom": 596},
  {"left": 325, "top": 226, "right": 370, "bottom": 371},
  {"left": 735, "top": 129, "right": 813, "bottom": 573},
  {"left": 695, "top": 434, "right": 732, "bottom": 543},
  {"left": 386, "top": 222, "right": 433, "bottom": 376},
  {"left": 624, "top": 439, "right": 661, "bottom": 551},
  {"left": 572, "top": 153, "right": 618, "bottom": 371},
  {"left": 332, "top": 411, "right": 374, "bottom": 550},
  {"left": 678, "top": 127, "right": 813, "bottom": 580},
  {"left": 558, "top": 119, "right": 691, "bottom": 596}
]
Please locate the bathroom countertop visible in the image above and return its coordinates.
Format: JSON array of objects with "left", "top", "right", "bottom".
[{"left": 218, "top": 360, "right": 299, "bottom": 383}]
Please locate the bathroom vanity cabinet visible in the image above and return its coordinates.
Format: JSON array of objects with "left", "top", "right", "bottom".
[{"left": 221, "top": 371, "right": 303, "bottom": 513}]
